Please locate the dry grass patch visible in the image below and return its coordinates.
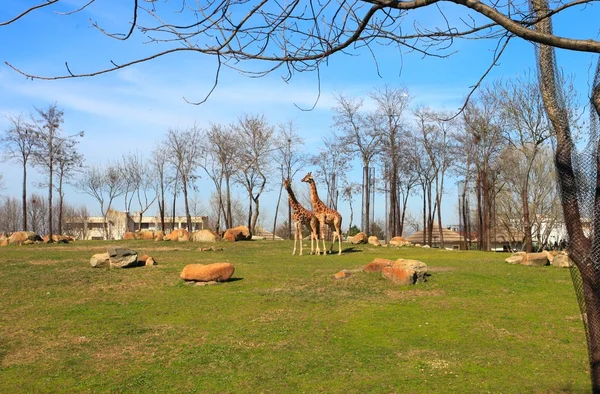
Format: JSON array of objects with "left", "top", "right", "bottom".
[{"left": 384, "top": 289, "right": 446, "bottom": 300}]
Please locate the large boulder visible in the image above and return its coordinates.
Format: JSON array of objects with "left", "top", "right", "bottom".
[
  {"left": 190, "top": 229, "right": 222, "bottom": 243},
  {"left": 180, "top": 263, "right": 235, "bottom": 282},
  {"left": 164, "top": 229, "right": 190, "bottom": 242},
  {"left": 350, "top": 232, "right": 368, "bottom": 244},
  {"left": 107, "top": 247, "right": 139, "bottom": 268},
  {"left": 505, "top": 255, "right": 525, "bottom": 265},
  {"left": 8, "top": 231, "right": 43, "bottom": 245},
  {"left": 332, "top": 270, "right": 354, "bottom": 280},
  {"left": 523, "top": 252, "right": 549, "bottom": 267},
  {"left": 382, "top": 267, "right": 416, "bottom": 286},
  {"left": 363, "top": 258, "right": 395, "bottom": 273},
  {"left": 223, "top": 226, "right": 251, "bottom": 242},
  {"left": 138, "top": 230, "right": 156, "bottom": 240},
  {"left": 368, "top": 236, "right": 381, "bottom": 246},
  {"left": 42, "top": 234, "right": 72, "bottom": 243},
  {"left": 122, "top": 232, "right": 135, "bottom": 240},
  {"left": 90, "top": 253, "right": 110, "bottom": 268},
  {"left": 389, "top": 236, "right": 411, "bottom": 247},
  {"left": 552, "top": 253, "right": 572, "bottom": 268},
  {"left": 394, "top": 259, "right": 428, "bottom": 283}
]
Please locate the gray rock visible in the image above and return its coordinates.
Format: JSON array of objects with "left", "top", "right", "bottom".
[{"left": 107, "top": 247, "right": 139, "bottom": 268}]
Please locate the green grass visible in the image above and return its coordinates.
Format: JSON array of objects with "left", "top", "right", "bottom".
[{"left": 0, "top": 240, "right": 590, "bottom": 393}]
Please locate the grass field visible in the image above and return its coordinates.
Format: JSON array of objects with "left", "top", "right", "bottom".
[{"left": 0, "top": 240, "right": 591, "bottom": 393}]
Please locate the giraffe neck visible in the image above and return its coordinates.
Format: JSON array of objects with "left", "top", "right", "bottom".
[
  {"left": 309, "top": 180, "right": 324, "bottom": 208},
  {"left": 285, "top": 185, "right": 301, "bottom": 210}
]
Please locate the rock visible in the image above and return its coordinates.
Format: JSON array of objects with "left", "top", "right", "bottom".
[
  {"left": 523, "top": 252, "right": 549, "bottom": 267},
  {"left": 389, "top": 236, "right": 411, "bottom": 247},
  {"left": 1, "top": 239, "right": 8, "bottom": 247},
  {"left": 137, "top": 254, "right": 156, "bottom": 266},
  {"left": 199, "top": 247, "right": 224, "bottom": 252},
  {"left": 382, "top": 266, "right": 416, "bottom": 286},
  {"left": 552, "top": 253, "right": 572, "bottom": 268},
  {"left": 180, "top": 263, "right": 235, "bottom": 282},
  {"left": 145, "top": 257, "right": 156, "bottom": 266},
  {"left": 139, "top": 230, "right": 156, "bottom": 240},
  {"left": 333, "top": 270, "right": 353, "bottom": 280},
  {"left": 422, "top": 245, "right": 431, "bottom": 249},
  {"left": 505, "top": 255, "right": 524, "bottom": 265},
  {"left": 414, "top": 243, "right": 422, "bottom": 248},
  {"left": 22, "top": 239, "right": 34, "bottom": 245},
  {"left": 394, "top": 259, "right": 428, "bottom": 283},
  {"left": 223, "top": 226, "right": 251, "bottom": 242},
  {"left": 363, "top": 258, "right": 395, "bottom": 273},
  {"left": 544, "top": 250, "right": 556, "bottom": 263},
  {"left": 164, "top": 229, "right": 190, "bottom": 242},
  {"left": 368, "top": 236, "right": 381, "bottom": 246},
  {"left": 350, "top": 232, "right": 368, "bottom": 244},
  {"left": 122, "top": 232, "right": 135, "bottom": 240},
  {"left": 190, "top": 229, "right": 222, "bottom": 243},
  {"left": 90, "top": 252, "right": 110, "bottom": 268},
  {"left": 154, "top": 232, "right": 164, "bottom": 241},
  {"left": 107, "top": 247, "right": 139, "bottom": 268},
  {"left": 8, "top": 231, "right": 43, "bottom": 245}
]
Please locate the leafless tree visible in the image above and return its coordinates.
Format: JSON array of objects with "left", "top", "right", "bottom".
[
  {"left": 232, "top": 114, "right": 274, "bottom": 234},
  {"left": 494, "top": 72, "right": 554, "bottom": 252},
  {"left": 165, "top": 126, "right": 202, "bottom": 232},
  {"left": 76, "top": 162, "right": 126, "bottom": 239},
  {"left": 30, "top": 104, "right": 85, "bottom": 240},
  {"left": 150, "top": 142, "right": 172, "bottom": 232},
  {"left": 0, "top": 196, "right": 21, "bottom": 233},
  {"left": 340, "top": 181, "right": 361, "bottom": 234},
  {"left": 370, "top": 85, "right": 410, "bottom": 238},
  {"left": 333, "top": 94, "right": 380, "bottom": 235},
  {"left": 200, "top": 124, "right": 237, "bottom": 231},
  {"left": 53, "top": 136, "right": 84, "bottom": 235},
  {"left": 27, "top": 193, "right": 47, "bottom": 235},
  {"left": 462, "top": 90, "right": 506, "bottom": 251},
  {"left": 272, "top": 121, "right": 306, "bottom": 239},
  {"left": 2, "top": 113, "right": 35, "bottom": 231}
]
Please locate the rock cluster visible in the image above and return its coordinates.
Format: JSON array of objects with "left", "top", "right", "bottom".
[
  {"left": 90, "top": 247, "right": 157, "bottom": 268},
  {"left": 505, "top": 251, "right": 571, "bottom": 268},
  {"left": 334, "top": 257, "right": 428, "bottom": 286},
  {"left": 349, "top": 232, "right": 368, "bottom": 244}
]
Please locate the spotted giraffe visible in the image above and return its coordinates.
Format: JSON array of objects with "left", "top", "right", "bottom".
[
  {"left": 301, "top": 172, "right": 343, "bottom": 255},
  {"left": 283, "top": 178, "right": 320, "bottom": 255}
]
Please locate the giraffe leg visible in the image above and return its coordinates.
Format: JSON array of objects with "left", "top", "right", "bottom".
[
  {"left": 292, "top": 221, "right": 297, "bottom": 255},
  {"left": 298, "top": 223, "right": 303, "bottom": 256},
  {"left": 321, "top": 224, "right": 327, "bottom": 256},
  {"left": 337, "top": 226, "right": 342, "bottom": 255}
]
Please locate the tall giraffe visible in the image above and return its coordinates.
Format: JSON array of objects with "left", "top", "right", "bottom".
[
  {"left": 283, "top": 178, "right": 320, "bottom": 255},
  {"left": 301, "top": 172, "right": 343, "bottom": 255}
]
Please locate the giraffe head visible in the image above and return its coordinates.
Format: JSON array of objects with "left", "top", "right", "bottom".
[{"left": 301, "top": 172, "right": 314, "bottom": 184}]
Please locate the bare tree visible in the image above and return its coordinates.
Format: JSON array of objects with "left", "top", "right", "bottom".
[
  {"left": 341, "top": 181, "right": 361, "bottom": 234},
  {"left": 272, "top": 121, "right": 306, "bottom": 239},
  {"left": 76, "top": 162, "right": 126, "bottom": 239},
  {"left": 53, "top": 137, "right": 84, "bottom": 235},
  {"left": 232, "top": 114, "right": 274, "bottom": 234},
  {"left": 200, "top": 124, "right": 238, "bottom": 231},
  {"left": 0, "top": 196, "right": 21, "bottom": 233},
  {"left": 462, "top": 91, "right": 505, "bottom": 251},
  {"left": 370, "top": 85, "right": 410, "bottom": 238},
  {"left": 165, "top": 126, "right": 202, "bottom": 232},
  {"left": 333, "top": 94, "right": 380, "bottom": 235},
  {"left": 2, "top": 113, "right": 35, "bottom": 231},
  {"left": 150, "top": 142, "right": 172, "bottom": 232},
  {"left": 27, "top": 193, "right": 48, "bottom": 235}
]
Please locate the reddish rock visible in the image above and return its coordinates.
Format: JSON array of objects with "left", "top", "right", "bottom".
[
  {"left": 350, "top": 232, "right": 368, "bottom": 244},
  {"left": 1, "top": 239, "right": 8, "bottom": 247},
  {"left": 138, "top": 230, "right": 155, "bottom": 240},
  {"left": 382, "top": 266, "right": 416, "bottom": 285},
  {"left": 145, "top": 257, "right": 156, "bottom": 266},
  {"left": 363, "top": 258, "right": 395, "bottom": 273},
  {"left": 123, "top": 232, "right": 135, "bottom": 240},
  {"left": 9, "top": 231, "right": 42, "bottom": 245},
  {"left": 223, "top": 226, "right": 251, "bottom": 242},
  {"left": 333, "top": 270, "right": 353, "bottom": 280},
  {"left": 164, "top": 229, "right": 190, "bottom": 242},
  {"left": 180, "top": 263, "right": 235, "bottom": 282},
  {"left": 394, "top": 259, "right": 428, "bottom": 283}
]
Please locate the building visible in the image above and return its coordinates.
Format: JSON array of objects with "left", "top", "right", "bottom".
[
  {"left": 64, "top": 210, "right": 208, "bottom": 240},
  {"left": 406, "top": 224, "right": 464, "bottom": 250}
]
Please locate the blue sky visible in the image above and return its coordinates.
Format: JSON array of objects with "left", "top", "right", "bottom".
[{"left": 1, "top": 1, "right": 598, "bottom": 231}]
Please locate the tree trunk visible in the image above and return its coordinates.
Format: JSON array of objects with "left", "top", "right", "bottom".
[
  {"left": 48, "top": 152, "right": 54, "bottom": 243},
  {"left": 272, "top": 182, "right": 283, "bottom": 240},
  {"left": 22, "top": 164, "right": 27, "bottom": 231},
  {"left": 226, "top": 176, "right": 233, "bottom": 229},
  {"left": 182, "top": 178, "right": 192, "bottom": 232},
  {"left": 521, "top": 183, "right": 533, "bottom": 252}
]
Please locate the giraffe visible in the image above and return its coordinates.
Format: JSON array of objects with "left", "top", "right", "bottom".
[
  {"left": 283, "top": 178, "right": 320, "bottom": 255},
  {"left": 301, "top": 172, "right": 343, "bottom": 255}
]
